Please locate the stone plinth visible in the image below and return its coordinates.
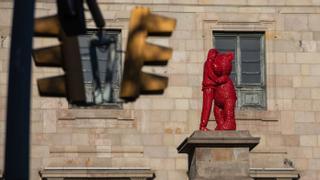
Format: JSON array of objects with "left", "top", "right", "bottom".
[{"left": 177, "top": 131, "right": 260, "bottom": 180}]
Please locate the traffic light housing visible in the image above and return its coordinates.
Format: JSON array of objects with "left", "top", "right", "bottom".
[
  {"left": 120, "top": 7, "right": 176, "bottom": 101},
  {"left": 32, "top": 15, "right": 86, "bottom": 104}
]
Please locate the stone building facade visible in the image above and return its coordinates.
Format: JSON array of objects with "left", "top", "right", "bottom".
[{"left": 1, "top": 0, "right": 320, "bottom": 179}]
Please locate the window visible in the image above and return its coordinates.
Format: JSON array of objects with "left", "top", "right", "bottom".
[
  {"left": 213, "top": 32, "right": 266, "bottom": 108},
  {"left": 77, "top": 29, "right": 122, "bottom": 107}
]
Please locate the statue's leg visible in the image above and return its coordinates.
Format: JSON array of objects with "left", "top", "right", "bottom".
[
  {"left": 199, "top": 88, "right": 214, "bottom": 131},
  {"left": 214, "top": 103, "right": 224, "bottom": 130},
  {"left": 222, "top": 99, "right": 236, "bottom": 130}
]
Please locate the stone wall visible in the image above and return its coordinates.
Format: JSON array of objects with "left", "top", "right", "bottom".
[{"left": 1, "top": 0, "right": 320, "bottom": 179}]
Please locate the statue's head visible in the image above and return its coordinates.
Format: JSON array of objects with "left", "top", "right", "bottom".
[
  {"left": 207, "top": 48, "right": 218, "bottom": 60},
  {"left": 213, "top": 51, "right": 234, "bottom": 76}
]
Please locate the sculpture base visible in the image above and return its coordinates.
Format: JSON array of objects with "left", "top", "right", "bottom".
[{"left": 177, "top": 131, "right": 260, "bottom": 180}]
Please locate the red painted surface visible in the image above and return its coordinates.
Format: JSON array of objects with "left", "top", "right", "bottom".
[{"left": 199, "top": 49, "right": 237, "bottom": 131}]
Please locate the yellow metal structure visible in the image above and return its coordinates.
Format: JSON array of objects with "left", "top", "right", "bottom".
[
  {"left": 120, "top": 7, "right": 176, "bottom": 101},
  {"left": 32, "top": 15, "right": 86, "bottom": 104}
]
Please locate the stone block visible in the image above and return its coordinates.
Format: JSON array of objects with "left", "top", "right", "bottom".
[
  {"left": 280, "top": 111, "right": 295, "bottom": 134},
  {"left": 284, "top": 15, "right": 308, "bottom": 31},
  {"left": 72, "top": 133, "right": 89, "bottom": 145},
  {"left": 134, "top": 98, "right": 152, "bottom": 110},
  {"left": 170, "top": 110, "right": 188, "bottom": 122},
  {"left": 295, "top": 122, "right": 320, "bottom": 135},
  {"left": 43, "top": 110, "right": 57, "bottom": 133},
  {"left": 151, "top": 98, "right": 174, "bottom": 110},
  {"left": 175, "top": 99, "right": 189, "bottom": 110},
  {"left": 309, "top": 15, "right": 320, "bottom": 31},
  {"left": 300, "top": 135, "right": 317, "bottom": 147},
  {"left": 165, "top": 86, "right": 193, "bottom": 98},
  {"left": 176, "top": 158, "right": 188, "bottom": 170},
  {"left": 295, "top": 53, "right": 320, "bottom": 64},
  {"left": 121, "top": 134, "right": 142, "bottom": 146},
  {"left": 163, "top": 134, "right": 175, "bottom": 145},
  {"left": 149, "top": 158, "right": 175, "bottom": 170},
  {"left": 301, "top": 32, "right": 314, "bottom": 40},
  {"left": 300, "top": 41, "right": 317, "bottom": 52},
  {"left": 168, "top": 74, "right": 188, "bottom": 86},
  {"left": 295, "top": 111, "right": 315, "bottom": 122},
  {"left": 292, "top": 100, "right": 312, "bottom": 111},
  {"left": 31, "top": 145, "right": 49, "bottom": 158},
  {"left": 266, "top": 135, "right": 284, "bottom": 147},
  {"left": 312, "top": 100, "right": 320, "bottom": 111},
  {"left": 187, "top": 63, "right": 202, "bottom": 75},
  {"left": 295, "top": 88, "right": 311, "bottom": 99},
  {"left": 283, "top": 135, "right": 300, "bottom": 146},
  {"left": 164, "top": 122, "right": 187, "bottom": 134},
  {"left": 142, "top": 134, "right": 163, "bottom": 146},
  {"left": 150, "top": 110, "right": 170, "bottom": 122},
  {"left": 310, "top": 65, "right": 320, "bottom": 75},
  {"left": 287, "top": 147, "right": 313, "bottom": 158},
  {"left": 276, "top": 88, "right": 295, "bottom": 99},
  {"left": 168, "top": 170, "right": 188, "bottom": 180},
  {"left": 276, "top": 64, "right": 300, "bottom": 75},
  {"left": 144, "top": 146, "right": 168, "bottom": 158}
]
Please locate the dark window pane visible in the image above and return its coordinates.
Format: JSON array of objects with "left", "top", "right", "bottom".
[
  {"left": 241, "top": 51, "right": 260, "bottom": 62},
  {"left": 84, "top": 71, "right": 93, "bottom": 82},
  {"left": 82, "top": 60, "right": 92, "bottom": 71},
  {"left": 241, "top": 74, "right": 261, "bottom": 84},
  {"left": 79, "top": 47, "right": 89, "bottom": 55},
  {"left": 239, "top": 36, "right": 260, "bottom": 51},
  {"left": 240, "top": 36, "right": 261, "bottom": 84},
  {"left": 241, "top": 62, "right": 260, "bottom": 74},
  {"left": 215, "top": 36, "right": 236, "bottom": 52}
]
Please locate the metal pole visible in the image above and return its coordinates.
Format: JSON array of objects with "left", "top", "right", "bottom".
[{"left": 4, "top": 0, "right": 35, "bottom": 179}]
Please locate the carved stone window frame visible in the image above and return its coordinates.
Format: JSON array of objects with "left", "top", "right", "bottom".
[{"left": 201, "top": 15, "right": 276, "bottom": 110}]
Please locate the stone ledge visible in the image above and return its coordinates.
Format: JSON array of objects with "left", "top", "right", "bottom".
[
  {"left": 57, "top": 109, "right": 135, "bottom": 121},
  {"left": 177, "top": 130, "right": 260, "bottom": 153},
  {"left": 250, "top": 168, "right": 299, "bottom": 179},
  {"left": 40, "top": 167, "right": 154, "bottom": 179}
]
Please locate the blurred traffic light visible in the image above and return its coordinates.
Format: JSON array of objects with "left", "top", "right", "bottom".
[
  {"left": 120, "top": 7, "right": 176, "bottom": 101},
  {"left": 32, "top": 15, "right": 86, "bottom": 104}
]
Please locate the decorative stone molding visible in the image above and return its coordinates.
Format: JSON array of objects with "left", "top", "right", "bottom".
[
  {"left": 250, "top": 168, "right": 299, "bottom": 180},
  {"left": 39, "top": 167, "right": 154, "bottom": 180},
  {"left": 201, "top": 16, "right": 276, "bottom": 56},
  {"left": 57, "top": 109, "right": 135, "bottom": 121}
]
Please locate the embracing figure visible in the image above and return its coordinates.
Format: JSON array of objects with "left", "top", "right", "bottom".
[{"left": 199, "top": 49, "right": 237, "bottom": 131}]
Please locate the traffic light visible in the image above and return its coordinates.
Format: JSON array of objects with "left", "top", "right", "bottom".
[
  {"left": 32, "top": 15, "right": 86, "bottom": 104},
  {"left": 120, "top": 7, "right": 176, "bottom": 101}
]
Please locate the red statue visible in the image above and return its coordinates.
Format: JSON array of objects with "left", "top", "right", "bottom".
[{"left": 199, "top": 49, "right": 237, "bottom": 131}]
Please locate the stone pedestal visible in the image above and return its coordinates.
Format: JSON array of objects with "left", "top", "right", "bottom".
[{"left": 177, "top": 131, "right": 260, "bottom": 180}]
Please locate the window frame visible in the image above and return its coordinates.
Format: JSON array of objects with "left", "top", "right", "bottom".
[
  {"left": 72, "top": 28, "right": 123, "bottom": 108},
  {"left": 213, "top": 31, "right": 266, "bottom": 109}
]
